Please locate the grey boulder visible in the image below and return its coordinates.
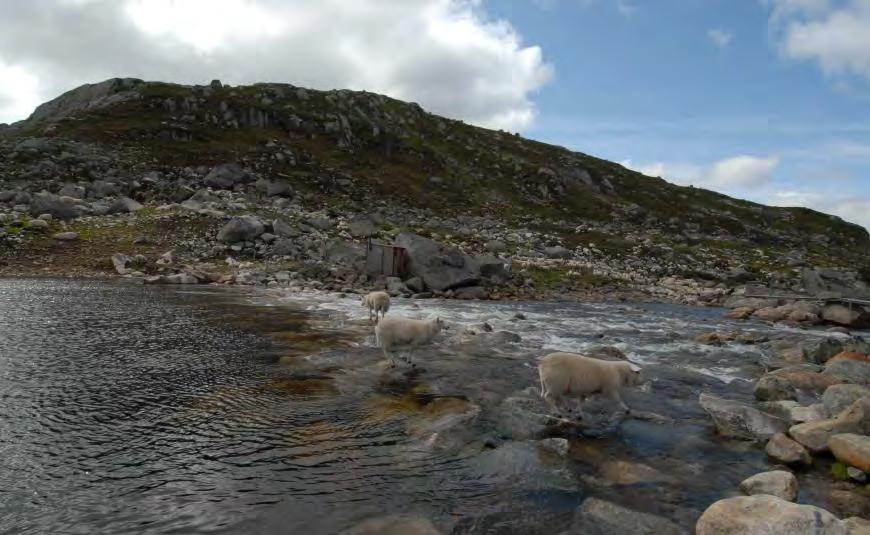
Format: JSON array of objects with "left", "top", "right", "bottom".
[
  {"left": 203, "top": 163, "right": 248, "bottom": 189},
  {"left": 216, "top": 215, "right": 264, "bottom": 243},
  {"left": 395, "top": 232, "right": 479, "bottom": 291}
]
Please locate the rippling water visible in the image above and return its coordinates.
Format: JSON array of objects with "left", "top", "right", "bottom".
[{"left": 0, "top": 279, "right": 854, "bottom": 534}]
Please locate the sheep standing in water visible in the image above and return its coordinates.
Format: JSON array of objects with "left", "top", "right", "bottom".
[
  {"left": 375, "top": 317, "right": 443, "bottom": 367},
  {"left": 361, "top": 291, "right": 390, "bottom": 323},
  {"left": 538, "top": 352, "right": 642, "bottom": 419}
]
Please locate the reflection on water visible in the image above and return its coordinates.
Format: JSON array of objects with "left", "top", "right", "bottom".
[{"left": 0, "top": 279, "right": 857, "bottom": 534}]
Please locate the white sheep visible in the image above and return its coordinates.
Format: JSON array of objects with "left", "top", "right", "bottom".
[
  {"left": 375, "top": 316, "right": 444, "bottom": 367},
  {"left": 538, "top": 351, "right": 642, "bottom": 419},
  {"left": 361, "top": 291, "right": 390, "bottom": 323}
]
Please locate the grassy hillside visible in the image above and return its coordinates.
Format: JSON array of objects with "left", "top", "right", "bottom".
[{"left": 2, "top": 78, "right": 868, "bottom": 293}]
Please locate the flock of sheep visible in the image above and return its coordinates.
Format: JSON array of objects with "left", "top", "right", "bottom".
[{"left": 361, "top": 291, "right": 644, "bottom": 421}]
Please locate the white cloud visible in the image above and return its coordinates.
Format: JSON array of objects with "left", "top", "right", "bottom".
[
  {"left": 770, "top": 0, "right": 870, "bottom": 79},
  {"left": 0, "top": 58, "right": 40, "bottom": 122},
  {"left": 622, "top": 154, "right": 779, "bottom": 188},
  {"left": 768, "top": 190, "right": 870, "bottom": 230},
  {"left": 707, "top": 155, "right": 780, "bottom": 187},
  {"left": 0, "top": 0, "right": 553, "bottom": 130},
  {"left": 708, "top": 28, "right": 733, "bottom": 48}
]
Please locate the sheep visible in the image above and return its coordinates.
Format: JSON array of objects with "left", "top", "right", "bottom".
[
  {"left": 361, "top": 291, "right": 390, "bottom": 323},
  {"left": 538, "top": 351, "right": 642, "bottom": 419},
  {"left": 375, "top": 316, "right": 444, "bottom": 367}
]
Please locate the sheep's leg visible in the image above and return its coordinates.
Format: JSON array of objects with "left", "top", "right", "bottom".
[
  {"left": 572, "top": 396, "right": 589, "bottom": 421},
  {"left": 607, "top": 389, "right": 630, "bottom": 414},
  {"left": 543, "top": 393, "right": 564, "bottom": 417},
  {"left": 405, "top": 345, "right": 417, "bottom": 367},
  {"left": 382, "top": 346, "right": 397, "bottom": 367}
]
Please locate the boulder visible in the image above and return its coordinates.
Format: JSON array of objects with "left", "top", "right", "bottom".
[
  {"left": 272, "top": 238, "right": 297, "bottom": 257},
  {"left": 26, "top": 219, "right": 49, "bottom": 230},
  {"left": 111, "top": 253, "right": 132, "bottom": 275},
  {"left": 188, "top": 189, "right": 220, "bottom": 204},
  {"left": 58, "top": 183, "right": 85, "bottom": 199},
  {"left": 395, "top": 232, "right": 479, "bottom": 291},
  {"left": 699, "top": 393, "right": 788, "bottom": 441},
  {"left": 108, "top": 196, "right": 143, "bottom": 214},
  {"left": 473, "top": 255, "right": 506, "bottom": 278},
  {"left": 739, "top": 470, "right": 798, "bottom": 501},
  {"left": 325, "top": 241, "right": 365, "bottom": 270},
  {"left": 753, "top": 307, "right": 788, "bottom": 322},
  {"left": 789, "top": 398, "right": 870, "bottom": 452},
  {"left": 829, "top": 352, "right": 870, "bottom": 364},
  {"left": 765, "top": 433, "right": 811, "bottom": 465},
  {"left": 273, "top": 218, "right": 299, "bottom": 238},
  {"left": 754, "top": 375, "right": 796, "bottom": 401},
  {"left": 542, "top": 245, "right": 572, "bottom": 259},
  {"left": 843, "top": 517, "right": 870, "bottom": 534},
  {"left": 306, "top": 217, "right": 333, "bottom": 231},
  {"left": 52, "top": 231, "right": 78, "bottom": 241},
  {"left": 216, "top": 216, "right": 264, "bottom": 243},
  {"left": 30, "top": 192, "right": 79, "bottom": 220},
  {"left": 829, "top": 433, "right": 870, "bottom": 472},
  {"left": 599, "top": 460, "right": 673, "bottom": 486},
  {"left": 265, "top": 180, "right": 292, "bottom": 197},
  {"left": 573, "top": 498, "right": 683, "bottom": 535},
  {"left": 765, "top": 365, "right": 842, "bottom": 393},
  {"left": 823, "top": 384, "right": 870, "bottom": 417},
  {"left": 484, "top": 240, "right": 506, "bottom": 253},
  {"left": 537, "top": 437, "right": 569, "bottom": 457},
  {"left": 790, "top": 403, "right": 825, "bottom": 424},
  {"left": 824, "top": 360, "right": 870, "bottom": 385},
  {"left": 726, "top": 307, "right": 755, "bottom": 320},
  {"left": 759, "top": 400, "right": 801, "bottom": 422},
  {"left": 454, "top": 286, "right": 488, "bottom": 300},
  {"left": 203, "top": 163, "right": 247, "bottom": 189},
  {"left": 405, "top": 276, "right": 424, "bottom": 293},
  {"left": 340, "top": 514, "right": 441, "bottom": 535},
  {"left": 696, "top": 495, "right": 845, "bottom": 535},
  {"left": 348, "top": 216, "right": 376, "bottom": 238},
  {"left": 822, "top": 304, "right": 870, "bottom": 328}
]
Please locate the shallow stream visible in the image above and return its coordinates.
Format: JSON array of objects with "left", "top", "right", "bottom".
[{"left": 0, "top": 279, "right": 858, "bottom": 533}]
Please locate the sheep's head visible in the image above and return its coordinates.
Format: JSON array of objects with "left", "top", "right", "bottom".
[
  {"left": 624, "top": 362, "right": 643, "bottom": 386},
  {"left": 360, "top": 295, "right": 367, "bottom": 306},
  {"left": 434, "top": 317, "right": 445, "bottom": 334}
]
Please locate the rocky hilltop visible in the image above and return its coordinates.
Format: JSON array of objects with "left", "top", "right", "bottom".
[{"left": 1, "top": 77, "right": 868, "bottom": 303}]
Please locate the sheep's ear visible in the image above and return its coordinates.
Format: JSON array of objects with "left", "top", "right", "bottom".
[{"left": 629, "top": 363, "right": 641, "bottom": 372}]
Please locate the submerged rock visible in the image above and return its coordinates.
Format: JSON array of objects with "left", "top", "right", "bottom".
[
  {"left": 696, "top": 495, "right": 845, "bottom": 535},
  {"left": 573, "top": 498, "right": 683, "bottom": 535},
  {"left": 699, "top": 393, "right": 787, "bottom": 441},
  {"left": 599, "top": 460, "right": 673, "bottom": 486},
  {"left": 340, "top": 514, "right": 441, "bottom": 535},
  {"left": 739, "top": 470, "right": 798, "bottom": 501}
]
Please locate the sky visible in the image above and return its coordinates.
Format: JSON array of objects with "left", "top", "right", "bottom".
[{"left": 0, "top": 0, "right": 869, "bottom": 229}]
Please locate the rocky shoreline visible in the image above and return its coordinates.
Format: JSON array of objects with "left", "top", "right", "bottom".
[{"left": 259, "top": 289, "right": 870, "bottom": 534}]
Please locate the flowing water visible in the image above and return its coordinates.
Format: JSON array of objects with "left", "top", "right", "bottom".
[{"left": 0, "top": 279, "right": 857, "bottom": 534}]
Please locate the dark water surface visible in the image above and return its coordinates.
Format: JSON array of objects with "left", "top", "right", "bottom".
[{"left": 0, "top": 279, "right": 854, "bottom": 534}]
